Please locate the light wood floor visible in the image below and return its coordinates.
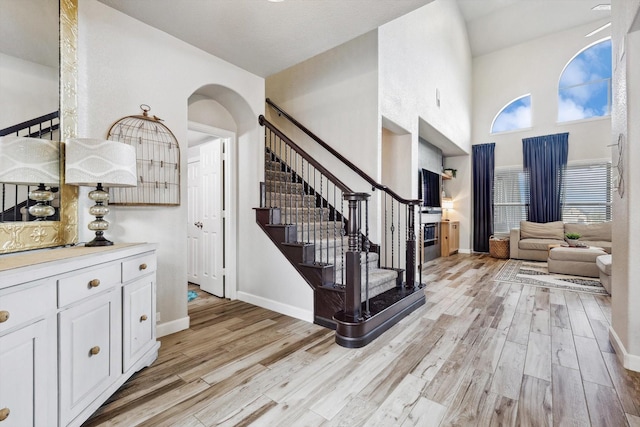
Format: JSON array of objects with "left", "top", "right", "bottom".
[{"left": 83, "top": 254, "right": 640, "bottom": 427}]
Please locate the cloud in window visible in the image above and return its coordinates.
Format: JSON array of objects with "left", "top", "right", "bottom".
[
  {"left": 560, "top": 40, "right": 611, "bottom": 88},
  {"left": 492, "top": 96, "right": 531, "bottom": 133},
  {"left": 558, "top": 96, "right": 597, "bottom": 121},
  {"left": 558, "top": 39, "right": 611, "bottom": 122},
  {"left": 560, "top": 57, "right": 591, "bottom": 88}
]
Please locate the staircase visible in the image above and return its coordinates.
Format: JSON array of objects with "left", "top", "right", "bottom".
[{"left": 256, "top": 100, "right": 425, "bottom": 348}]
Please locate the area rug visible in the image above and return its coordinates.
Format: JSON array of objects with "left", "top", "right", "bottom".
[{"left": 495, "top": 259, "right": 608, "bottom": 295}]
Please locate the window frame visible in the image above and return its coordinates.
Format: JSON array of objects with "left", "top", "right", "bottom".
[
  {"left": 557, "top": 37, "right": 612, "bottom": 123},
  {"left": 490, "top": 94, "right": 532, "bottom": 135}
]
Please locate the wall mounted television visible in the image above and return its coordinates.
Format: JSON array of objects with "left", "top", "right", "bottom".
[{"left": 419, "top": 168, "right": 442, "bottom": 213}]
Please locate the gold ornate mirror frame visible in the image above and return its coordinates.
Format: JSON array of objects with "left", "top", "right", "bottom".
[{"left": 0, "top": 0, "right": 78, "bottom": 254}]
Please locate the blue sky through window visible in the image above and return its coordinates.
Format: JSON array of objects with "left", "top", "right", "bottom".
[
  {"left": 558, "top": 39, "right": 612, "bottom": 121},
  {"left": 491, "top": 95, "right": 531, "bottom": 133}
]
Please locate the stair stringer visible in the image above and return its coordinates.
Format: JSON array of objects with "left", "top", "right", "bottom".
[{"left": 255, "top": 207, "right": 346, "bottom": 327}]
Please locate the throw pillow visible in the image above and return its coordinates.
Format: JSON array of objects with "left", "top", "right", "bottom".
[
  {"left": 565, "top": 222, "right": 611, "bottom": 241},
  {"left": 520, "top": 220, "right": 564, "bottom": 240}
]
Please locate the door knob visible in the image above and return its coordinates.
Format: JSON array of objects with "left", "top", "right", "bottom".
[{"left": 194, "top": 222, "right": 203, "bottom": 229}]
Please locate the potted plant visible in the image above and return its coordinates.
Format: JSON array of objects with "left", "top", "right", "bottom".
[
  {"left": 444, "top": 168, "right": 457, "bottom": 178},
  {"left": 565, "top": 232, "right": 581, "bottom": 246}
]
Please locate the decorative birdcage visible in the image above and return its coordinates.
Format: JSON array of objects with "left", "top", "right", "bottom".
[{"left": 106, "top": 105, "right": 180, "bottom": 205}]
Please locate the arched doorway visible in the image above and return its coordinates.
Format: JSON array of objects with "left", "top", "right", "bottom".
[{"left": 186, "top": 84, "right": 256, "bottom": 301}]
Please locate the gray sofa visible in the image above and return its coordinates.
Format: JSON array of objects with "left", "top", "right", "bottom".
[{"left": 510, "top": 220, "right": 612, "bottom": 262}]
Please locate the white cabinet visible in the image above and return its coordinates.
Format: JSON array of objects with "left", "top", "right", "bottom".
[
  {"left": 59, "top": 289, "right": 121, "bottom": 426},
  {"left": 0, "top": 243, "right": 159, "bottom": 427},
  {"left": 0, "top": 320, "right": 49, "bottom": 427},
  {"left": 0, "top": 280, "right": 56, "bottom": 427},
  {"left": 123, "top": 275, "right": 155, "bottom": 371}
]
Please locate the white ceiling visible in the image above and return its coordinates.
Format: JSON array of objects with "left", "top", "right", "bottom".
[
  {"left": 457, "top": 0, "right": 612, "bottom": 57},
  {"left": 98, "top": 0, "right": 433, "bottom": 77},
  {"left": 98, "top": 0, "right": 611, "bottom": 78},
  {"left": 0, "top": 0, "right": 59, "bottom": 68},
  {"left": 2, "top": 1, "right": 611, "bottom": 76}
]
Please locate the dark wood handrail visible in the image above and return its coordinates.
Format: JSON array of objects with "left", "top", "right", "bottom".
[
  {"left": 259, "top": 115, "right": 353, "bottom": 194},
  {"left": 0, "top": 111, "right": 59, "bottom": 137},
  {"left": 266, "top": 98, "right": 421, "bottom": 206}
]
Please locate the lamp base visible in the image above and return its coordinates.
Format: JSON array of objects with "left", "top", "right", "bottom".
[
  {"left": 85, "top": 234, "right": 114, "bottom": 247},
  {"left": 86, "top": 184, "right": 114, "bottom": 247},
  {"left": 28, "top": 185, "right": 56, "bottom": 220}
]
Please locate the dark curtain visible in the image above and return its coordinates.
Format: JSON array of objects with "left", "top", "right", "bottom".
[
  {"left": 473, "top": 143, "right": 495, "bottom": 252},
  {"left": 522, "top": 133, "right": 569, "bottom": 223}
]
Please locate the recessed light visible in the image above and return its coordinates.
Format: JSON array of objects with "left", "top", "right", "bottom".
[{"left": 592, "top": 4, "right": 611, "bottom": 11}]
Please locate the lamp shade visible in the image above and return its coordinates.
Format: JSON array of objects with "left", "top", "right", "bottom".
[
  {"left": 441, "top": 197, "right": 454, "bottom": 210},
  {"left": 0, "top": 136, "right": 60, "bottom": 185},
  {"left": 65, "top": 138, "right": 137, "bottom": 187}
]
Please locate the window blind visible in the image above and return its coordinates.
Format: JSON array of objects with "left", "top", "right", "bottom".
[
  {"left": 493, "top": 166, "right": 529, "bottom": 234},
  {"left": 561, "top": 161, "right": 612, "bottom": 223},
  {"left": 492, "top": 161, "right": 612, "bottom": 233}
]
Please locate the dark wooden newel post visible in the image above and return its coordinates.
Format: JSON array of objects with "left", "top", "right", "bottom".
[
  {"left": 405, "top": 202, "right": 417, "bottom": 288},
  {"left": 343, "top": 192, "right": 369, "bottom": 321}
]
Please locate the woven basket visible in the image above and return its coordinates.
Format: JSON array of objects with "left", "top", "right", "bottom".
[{"left": 489, "top": 236, "right": 510, "bottom": 259}]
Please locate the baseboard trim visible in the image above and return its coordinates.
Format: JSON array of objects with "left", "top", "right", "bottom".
[
  {"left": 609, "top": 326, "right": 640, "bottom": 372},
  {"left": 458, "top": 248, "right": 471, "bottom": 254},
  {"left": 157, "top": 316, "right": 190, "bottom": 338},
  {"left": 237, "top": 291, "right": 313, "bottom": 323}
]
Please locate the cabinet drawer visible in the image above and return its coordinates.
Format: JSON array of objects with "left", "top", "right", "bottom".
[
  {"left": 0, "top": 281, "right": 55, "bottom": 335},
  {"left": 57, "top": 263, "right": 120, "bottom": 308},
  {"left": 122, "top": 252, "right": 156, "bottom": 283}
]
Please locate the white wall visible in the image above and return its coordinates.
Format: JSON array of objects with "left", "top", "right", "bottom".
[
  {"left": 379, "top": 0, "right": 472, "bottom": 250},
  {"left": 473, "top": 20, "right": 612, "bottom": 169},
  {"left": 77, "top": 0, "right": 314, "bottom": 332},
  {"left": 379, "top": 0, "right": 472, "bottom": 156},
  {"left": 266, "top": 30, "right": 382, "bottom": 244},
  {"left": 0, "top": 53, "right": 58, "bottom": 128},
  {"left": 266, "top": 30, "right": 380, "bottom": 184},
  {"left": 188, "top": 96, "right": 237, "bottom": 133},
  {"left": 382, "top": 128, "right": 413, "bottom": 199},
  {"left": 267, "top": 1, "right": 471, "bottom": 251},
  {"left": 468, "top": 19, "right": 613, "bottom": 252},
  {"left": 610, "top": 0, "right": 640, "bottom": 371}
]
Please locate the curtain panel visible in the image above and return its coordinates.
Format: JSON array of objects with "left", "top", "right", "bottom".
[
  {"left": 522, "top": 133, "right": 569, "bottom": 223},
  {"left": 472, "top": 143, "right": 495, "bottom": 252}
]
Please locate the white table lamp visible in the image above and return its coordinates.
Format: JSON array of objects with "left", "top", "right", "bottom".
[
  {"left": 65, "top": 138, "right": 137, "bottom": 246},
  {"left": 0, "top": 136, "right": 60, "bottom": 220},
  {"left": 442, "top": 197, "right": 454, "bottom": 221}
]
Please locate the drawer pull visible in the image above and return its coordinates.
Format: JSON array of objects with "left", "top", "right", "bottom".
[
  {"left": 90, "top": 346, "right": 101, "bottom": 356},
  {"left": 89, "top": 279, "right": 101, "bottom": 288},
  {"left": 140, "top": 314, "right": 148, "bottom": 322},
  {"left": 139, "top": 263, "right": 148, "bottom": 271},
  {"left": 0, "top": 311, "right": 9, "bottom": 323},
  {"left": 0, "top": 408, "right": 9, "bottom": 421}
]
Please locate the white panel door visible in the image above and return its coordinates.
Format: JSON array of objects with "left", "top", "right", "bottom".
[
  {"left": 199, "top": 140, "right": 224, "bottom": 297},
  {"left": 187, "top": 160, "right": 201, "bottom": 284}
]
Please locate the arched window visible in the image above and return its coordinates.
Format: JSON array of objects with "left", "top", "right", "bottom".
[
  {"left": 491, "top": 94, "right": 531, "bottom": 134},
  {"left": 558, "top": 38, "right": 612, "bottom": 122}
]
